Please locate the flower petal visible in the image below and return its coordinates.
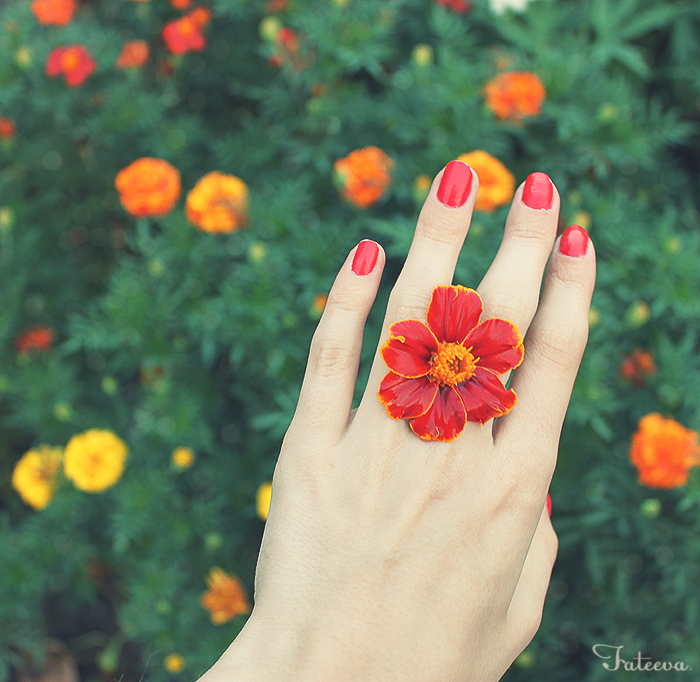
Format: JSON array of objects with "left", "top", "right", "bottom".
[
  {"left": 408, "top": 386, "right": 466, "bottom": 442},
  {"left": 454, "top": 368, "right": 517, "bottom": 424},
  {"left": 426, "top": 285, "right": 483, "bottom": 344},
  {"left": 464, "top": 318, "right": 524, "bottom": 374},
  {"left": 380, "top": 319, "right": 438, "bottom": 377},
  {"left": 378, "top": 372, "right": 438, "bottom": 420}
]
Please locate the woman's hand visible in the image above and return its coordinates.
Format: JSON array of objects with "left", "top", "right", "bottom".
[{"left": 202, "top": 161, "right": 596, "bottom": 682}]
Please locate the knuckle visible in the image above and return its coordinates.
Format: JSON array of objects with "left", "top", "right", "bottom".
[
  {"left": 529, "top": 321, "right": 587, "bottom": 372},
  {"left": 386, "top": 289, "right": 430, "bottom": 325},
  {"left": 416, "top": 211, "right": 463, "bottom": 246},
  {"left": 519, "top": 606, "right": 545, "bottom": 647},
  {"left": 309, "top": 335, "right": 356, "bottom": 378},
  {"left": 481, "top": 289, "right": 535, "bottom": 327},
  {"left": 326, "top": 284, "right": 365, "bottom": 314},
  {"left": 504, "top": 215, "right": 554, "bottom": 244}
]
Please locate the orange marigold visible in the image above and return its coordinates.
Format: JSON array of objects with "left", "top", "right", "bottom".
[
  {"left": 201, "top": 567, "right": 250, "bottom": 624},
  {"left": 115, "top": 158, "right": 181, "bottom": 217},
  {"left": 484, "top": 71, "right": 545, "bottom": 123},
  {"left": 46, "top": 45, "right": 96, "bottom": 87},
  {"left": 170, "top": 0, "right": 192, "bottom": 8},
  {"left": 457, "top": 150, "right": 515, "bottom": 212},
  {"left": 185, "top": 171, "right": 248, "bottom": 233},
  {"left": 629, "top": 413, "right": 700, "bottom": 489},
  {"left": 333, "top": 146, "right": 394, "bottom": 208},
  {"left": 116, "top": 40, "right": 150, "bottom": 69},
  {"left": 31, "top": 0, "right": 76, "bottom": 25},
  {"left": 0, "top": 117, "right": 15, "bottom": 139},
  {"left": 16, "top": 326, "right": 54, "bottom": 354}
]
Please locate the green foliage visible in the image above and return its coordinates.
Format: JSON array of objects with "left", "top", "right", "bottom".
[{"left": 2, "top": 0, "right": 700, "bottom": 680}]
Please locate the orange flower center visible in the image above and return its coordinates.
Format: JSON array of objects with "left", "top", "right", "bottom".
[{"left": 429, "top": 343, "right": 478, "bottom": 387}]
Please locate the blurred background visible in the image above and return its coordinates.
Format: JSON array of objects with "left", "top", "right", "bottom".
[{"left": 2, "top": 0, "right": 700, "bottom": 680}]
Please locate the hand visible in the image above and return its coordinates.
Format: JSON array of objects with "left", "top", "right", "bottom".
[{"left": 201, "top": 162, "right": 596, "bottom": 682}]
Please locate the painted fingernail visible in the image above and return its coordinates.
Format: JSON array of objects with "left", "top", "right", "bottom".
[
  {"left": 437, "top": 160, "right": 473, "bottom": 208},
  {"left": 546, "top": 493, "right": 552, "bottom": 517},
  {"left": 559, "top": 225, "right": 589, "bottom": 257},
  {"left": 522, "top": 172, "right": 553, "bottom": 210},
  {"left": 352, "top": 239, "right": 379, "bottom": 276}
]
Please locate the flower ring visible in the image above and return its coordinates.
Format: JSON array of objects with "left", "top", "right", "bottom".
[{"left": 377, "top": 285, "right": 524, "bottom": 442}]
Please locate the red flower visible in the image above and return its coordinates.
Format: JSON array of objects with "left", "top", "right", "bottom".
[
  {"left": 436, "top": 0, "right": 472, "bottom": 12},
  {"left": 162, "top": 11, "right": 207, "bottom": 55},
  {"left": 16, "top": 326, "right": 54, "bottom": 354},
  {"left": 46, "top": 45, "right": 96, "bottom": 87},
  {"left": 378, "top": 286, "right": 523, "bottom": 441},
  {"left": 0, "top": 117, "right": 15, "bottom": 139}
]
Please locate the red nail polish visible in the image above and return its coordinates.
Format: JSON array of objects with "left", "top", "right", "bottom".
[
  {"left": 437, "top": 160, "right": 473, "bottom": 208},
  {"left": 559, "top": 225, "right": 589, "bottom": 257},
  {"left": 522, "top": 172, "right": 553, "bottom": 210},
  {"left": 352, "top": 239, "right": 379, "bottom": 276},
  {"left": 546, "top": 493, "right": 552, "bottom": 517}
]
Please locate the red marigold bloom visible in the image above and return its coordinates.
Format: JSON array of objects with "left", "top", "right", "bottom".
[
  {"left": 115, "top": 158, "right": 181, "bottom": 217},
  {"left": 378, "top": 285, "right": 524, "bottom": 441},
  {"left": 0, "top": 117, "right": 15, "bottom": 139},
  {"left": 46, "top": 45, "right": 96, "bottom": 87},
  {"left": 629, "top": 413, "right": 700, "bottom": 489},
  {"left": 162, "top": 12, "right": 206, "bottom": 55},
  {"left": 170, "top": 0, "right": 192, "bottom": 8},
  {"left": 116, "top": 40, "right": 150, "bottom": 69},
  {"left": 620, "top": 349, "right": 656, "bottom": 386},
  {"left": 436, "top": 0, "right": 472, "bottom": 13},
  {"left": 484, "top": 71, "right": 545, "bottom": 123},
  {"left": 16, "top": 326, "right": 54, "bottom": 354},
  {"left": 31, "top": 0, "right": 76, "bottom": 25}
]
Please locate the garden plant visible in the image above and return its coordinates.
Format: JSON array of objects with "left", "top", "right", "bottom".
[{"left": 2, "top": 0, "right": 700, "bottom": 680}]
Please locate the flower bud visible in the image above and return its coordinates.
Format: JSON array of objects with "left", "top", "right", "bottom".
[
  {"left": 259, "top": 16, "right": 282, "bottom": 42},
  {"left": 626, "top": 300, "right": 650, "bottom": 327},
  {"left": 411, "top": 44, "right": 433, "bottom": 67},
  {"left": 640, "top": 498, "right": 661, "bottom": 518}
]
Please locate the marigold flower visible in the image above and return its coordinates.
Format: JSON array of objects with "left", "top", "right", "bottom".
[
  {"left": 620, "top": 349, "right": 656, "bottom": 386},
  {"left": 162, "top": 12, "right": 206, "bottom": 55},
  {"left": 164, "top": 654, "right": 185, "bottom": 673},
  {"left": 12, "top": 445, "right": 63, "bottom": 510},
  {"left": 172, "top": 446, "right": 195, "bottom": 469},
  {"left": 170, "top": 0, "right": 192, "bottom": 8},
  {"left": 185, "top": 171, "right": 248, "bottom": 233},
  {"left": 0, "top": 117, "right": 16, "bottom": 139},
  {"left": 201, "top": 567, "right": 251, "bottom": 624},
  {"left": 630, "top": 414, "right": 700, "bottom": 489},
  {"left": 115, "top": 158, "right": 181, "bottom": 217},
  {"left": 46, "top": 45, "right": 96, "bottom": 87},
  {"left": 16, "top": 326, "right": 54, "bottom": 354},
  {"left": 484, "top": 71, "right": 545, "bottom": 123},
  {"left": 31, "top": 0, "right": 76, "bottom": 25},
  {"left": 378, "top": 285, "right": 523, "bottom": 441},
  {"left": 310, "top": 293, "right": 327, "bottom": 318},
  {"left": 63, "top": 429, "right": 128, "bottom": 493},
  {"left": 457, "top": 150, "right": 514, "bottom": 212},
  {"left": 436, "top": 0, "right": 471, "bottom": 13},
  {"left": 116, "top": 40, "right": 150, "bottom": 69},
  {"left": 256, "top": 482, "right": 272, "bottom": 520},
  {"left": 333, "top": 146, "right": 394, "bottom": 209}
]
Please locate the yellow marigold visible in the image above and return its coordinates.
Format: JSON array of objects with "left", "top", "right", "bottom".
[
  {"left": 164, "top": 654, "right": 185, "bottom": 673},
  {"left": 185, "top": 171, "right": 248, "bottom": 233},
  {"left": 172, "top": 446, "right": 194, "bottom": 469},
  {"left": 457, "top": 150, "right": 515, "bottom": 212},
  {"left": 201, "top": 567, "right": 251, "bottom": 624},
  {"left": 484, "top": 71, "right": 545, "bottom": 122},
  {"left": 333, "top": 146, "right": 394, "bottom": 208},
  {"left": 115, "top": 158, "right": 181, "bottom": 218},
  {"left": 12, "top": 445, "right": 63, "bottom": 510},
  {"left": 63, "top": 429, "right": 128, "bottom": 493},
  {"left": 256, "top": 482, "right": 272, "bottom": 520},
  {"left": 630, "top": 414, "right": 700, "bottom": 489}
]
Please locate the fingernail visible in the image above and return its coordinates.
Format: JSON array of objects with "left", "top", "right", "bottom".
[
  {"left": 522, "top": 172, "right": 553, "bottom": 210},
  {"left": 437, "top": 160, "right": 473, "bottom": 208},
  {"left": 546, "top": 493, "right": 552, "bottom": 517},
  {"left": 559, "top": 225, "right": 589, "bottom": 257},
  {"left": 352, "top": 239, "right": 379, "bottom": 276}
]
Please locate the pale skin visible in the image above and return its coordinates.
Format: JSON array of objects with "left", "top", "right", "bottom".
[{"left": 198, "top": 164, "right": 596, "bottom": 681}]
